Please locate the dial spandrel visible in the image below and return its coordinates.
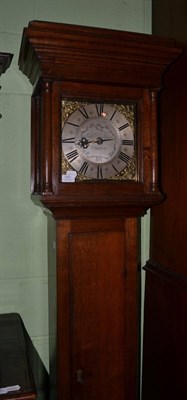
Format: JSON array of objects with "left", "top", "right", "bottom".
[{"left": 61, "top": 101, "right": 136, "bottom": 181}]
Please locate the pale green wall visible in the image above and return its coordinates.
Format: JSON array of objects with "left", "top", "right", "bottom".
[{"left": 0, "top": 0, "right": 151, "bottom": 371}]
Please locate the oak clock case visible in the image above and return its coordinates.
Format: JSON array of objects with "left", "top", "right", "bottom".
[
  {"left": 18, "top": 20, "right": 182, "bottom": 400},
  {"left": 61, "top": 101, "right": 136, "bottom": 182}
]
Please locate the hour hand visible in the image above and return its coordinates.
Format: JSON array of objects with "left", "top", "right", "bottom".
[
  {"left": 77, "top": 136, "right": 100, "bottom": 148},
  {"left": 77, "top": 137, "right": 90, "bottom": 148},
  {"left": 77, "top": 136, "right": 115, "bottom": 148}
]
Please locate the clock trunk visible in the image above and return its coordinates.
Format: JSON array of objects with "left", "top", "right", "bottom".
[{"left": 48, "top": 217, "right": 140, "bottom": 400}]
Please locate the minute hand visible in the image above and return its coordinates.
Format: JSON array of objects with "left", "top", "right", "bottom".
[{"left": 95, "top": 137, "right": 114, "bottom": 145}]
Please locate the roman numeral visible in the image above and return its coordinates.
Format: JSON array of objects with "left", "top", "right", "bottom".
[
  {"left": 79, "top": 107, "right": 89, "bottom": 119},
  {"left": 62, "top": 137, "right": 75, "bottom": 143},
  {"left": 79, "top": 161, "right": 89, "bottom": 175},
  {"left": 112, "top": 164, "right": 120, "bottom": 174},
  {"left": 119, "top": 123, "right": 129, "bottom": 131},
  {"left": 66, "top": 149, "right": 79, "bottom": 162},
  {"left": 96, "top": 104, "right": 104, "bottom": 116},
  {"left": 97, "top": 166, "right": 103, "bottom": 178},
  {"left": 66, "top": 121, "right": 80, "bottom": 127},
  {"left": 118, "top": 152, "right": 131, "bottom": 164},
  {"left": 122, "top": 139, "right": 134, "bottom": 146},
  {"left": 110, "top": 109, "right": 117, "bottom": 120}
]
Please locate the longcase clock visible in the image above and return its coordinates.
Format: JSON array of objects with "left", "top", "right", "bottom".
[{"left": 18, "top": 21, "right": 181, "bottom": 400}]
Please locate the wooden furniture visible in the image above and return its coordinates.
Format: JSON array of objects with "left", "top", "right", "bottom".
[
  {"left": 0, "top": 52, "right": 13, "bottom": 118},
  {"left": 0, "top": 52, "right": 13, "bottom": 76},
  {"left": 18, "top": 21, "right": 181, "bottom": 400},
  {"left": 152, "top": 0, "right": 187, "bottom": 43},
  {"left": 142, "top": 2, "right": 187, "bottom": 399},
  {"left": 0, "top": 313, "right": 36, "bottom": 400}
]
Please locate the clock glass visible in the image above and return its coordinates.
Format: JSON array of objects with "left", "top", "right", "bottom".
[{"left": 61, "top": 101, "right": 136, "bottom": 181}]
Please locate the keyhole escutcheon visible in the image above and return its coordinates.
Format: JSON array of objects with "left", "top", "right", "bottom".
[{"left": 76, "top": 369, "right": 85, "bottom": 384}]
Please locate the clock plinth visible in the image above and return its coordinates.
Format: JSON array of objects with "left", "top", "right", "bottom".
[{"left": 18, "top": 21, "right": 182, "bottom": 400}]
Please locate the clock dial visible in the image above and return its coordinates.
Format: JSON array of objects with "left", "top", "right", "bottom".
[{"left": 61, "top": 102, "right": 135, "bottom": 180}]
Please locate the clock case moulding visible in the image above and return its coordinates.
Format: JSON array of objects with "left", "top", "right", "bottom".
[{"left": 18, "top": 20, "right": 182, "bottom": 218}]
